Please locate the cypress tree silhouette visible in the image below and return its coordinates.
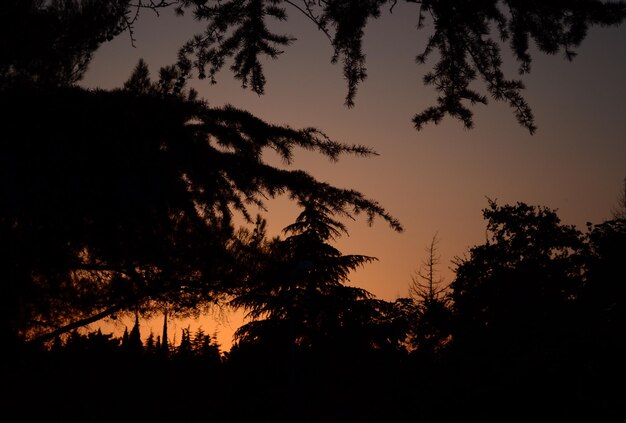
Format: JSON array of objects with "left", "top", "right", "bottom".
[
  {"left": 160, "top": 312, "right": 169, "bottom": 358},
  {"left": 127, "top": 313, "right": 143, "bottom": 356}
]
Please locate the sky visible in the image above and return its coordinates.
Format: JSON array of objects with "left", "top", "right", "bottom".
[{"left": 81, "top": 3, "right": 626, "bottom": 349}]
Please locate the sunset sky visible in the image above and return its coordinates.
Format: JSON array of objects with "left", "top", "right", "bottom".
[{"left": 81, "top": 3, "right": 626, "bottom": 348}]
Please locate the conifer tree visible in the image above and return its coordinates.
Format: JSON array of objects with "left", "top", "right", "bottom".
[
  {"left": 3, "top": 60, "right": 400, "bottom": 345},
  {"left": 121, "top": 328, "right": 130, "bottom": 350},
  {"left": 7, "top": 0, "right": 621, "bottom": 347},
  {"left": 145, "top": 331, "right": 155, "bottom": 355},
  {"left": 127, "top": 313, "right": 143, "bottom": 355},
  {"left": 169, "top": 1, "right": 625, "bottom": 132},
  {"left": 177, "top": 326, "right": 193, "bottom": 358},
  {"left": 4, "top": 1, "right": 623, "bottom": 128},
  {"left": 232, "top": 198, "right": 400, "bottom": 351},
  {"left": 160, "top": 313, "right": 169, "bottom": 358},
  {"left": 407, "top": 233, "right": 452, "bottom": 354}
]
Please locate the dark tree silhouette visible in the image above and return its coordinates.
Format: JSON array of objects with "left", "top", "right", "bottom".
[
  {"left": 1, "top": 61, "right": 401, "bottom": 347},
  {"left": 125, "top": 313, "right": 143, "bottom": 355},
  {"left": 169, "top": 0, "right": 625, "bottom": 133},
  {"left": 450, "top": 200, "right": 587, "bottom": 348},
  {"left": 406, "top": 233, "right": 452, "bottom": 356},
  {"left": 5, "top": 1, "right": 624, "bottom": 132},
  {"left": 445, "top": 200, "right": 596, "bottom": 420},
  {"left": 580, "top": 217, "right": 626, "bottom": 409},
  {"left": 0, "top": 0, "right": 129, "bottom": 88},
  {"left": 227, "top": 199, "right": 407, "bottom": 422},
  {"left": 0, "top": 4, "right": 404, "bottom": 346},
  {"left": 231, "top": 199, "right": 401, "bottom": 352}
]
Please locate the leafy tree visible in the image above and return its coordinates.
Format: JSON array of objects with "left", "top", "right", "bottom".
[
  {"left": 444, "top": 200, "right": 594, "bottom": 420},
  {"left": 582, "top": 217, "right": 626, "bottom": 345},
  {"left": 449, "top": 200, "right": 587, "bottom": 348},
  {"left": 575, "top": 217, "right": 626, "bottom": 418}
]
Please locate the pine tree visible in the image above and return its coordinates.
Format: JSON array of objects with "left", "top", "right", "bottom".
[
  {"left": 123, "top": 59, "right": 152, "bottom": 94},
  {"left": 232, "top": 198, "right": 397, "bottom": 351},
  {"left": 407, "top": 233, "right": 452, "bottom": 354},
  {"left": 6, "top": 64, "right": 400, "bottom": 345},
  {"left": 170, "top": 1, "right": 626, "bottom": 133}
]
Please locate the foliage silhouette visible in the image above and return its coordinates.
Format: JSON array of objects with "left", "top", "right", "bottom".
[
  {"left": 1, "top": 0, "right": 129, "bottom": 88},
  {"left": 441, "top": 200, "right": 625, "bottom": 421},
  {"left": 2, "top": 200, "right": 624, "bottom": 422},
  {"left": 2, "top": 3, "right": 625, "bottom": 421},
  {"left": 0, "top": 63, "right": 401, "bottom": 346},
  {"left": 172, "top": 0, "right": 625, "bottom": 133},
  {"left": 5, "top": 1, "right": 624, "bottom": 132},
  {"left": 580, "top": 217, "right": 626, "bottom": 398},
  {"left": 231, "top": 199, "right": 404, "bottom": 351},
  {"left": 226, "top": 200, "right": 408, "bottom": 421},
  {"left": 450, "top": 199, "right": 587, "bottom": 346},
  {"left": 405, "top": 232, "right": 452, "bottom": 356}
]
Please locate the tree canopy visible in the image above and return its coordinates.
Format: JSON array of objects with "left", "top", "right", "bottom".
[
  {"left": 0, "top": 29, "right": 400, "bottom": 345},
  {"left": 231, "top": 199, "right": 402, "bottom": 351},
  {"left": 2, "top": 0, "right": 624, "bottom": 347},
  {"left": 2, "top": 3, "right": 625, "bottom": 421},
  {"left": 167, "top": 0, "right": 625, "bottom": 133},
  {"left": 449, "top": 200, "right": 587, "bottom": 347},
  {"left": 4, "top": 1, "right": 624, "bottom": 132}
]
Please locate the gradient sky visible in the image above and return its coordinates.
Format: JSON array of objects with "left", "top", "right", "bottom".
[{"left": 81, "top": 3, "right": 626, "bottom": 348}]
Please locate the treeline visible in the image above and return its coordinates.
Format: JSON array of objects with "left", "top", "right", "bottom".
[{"left": 4, "top": 200, "right": 625, "bottom": 422}]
